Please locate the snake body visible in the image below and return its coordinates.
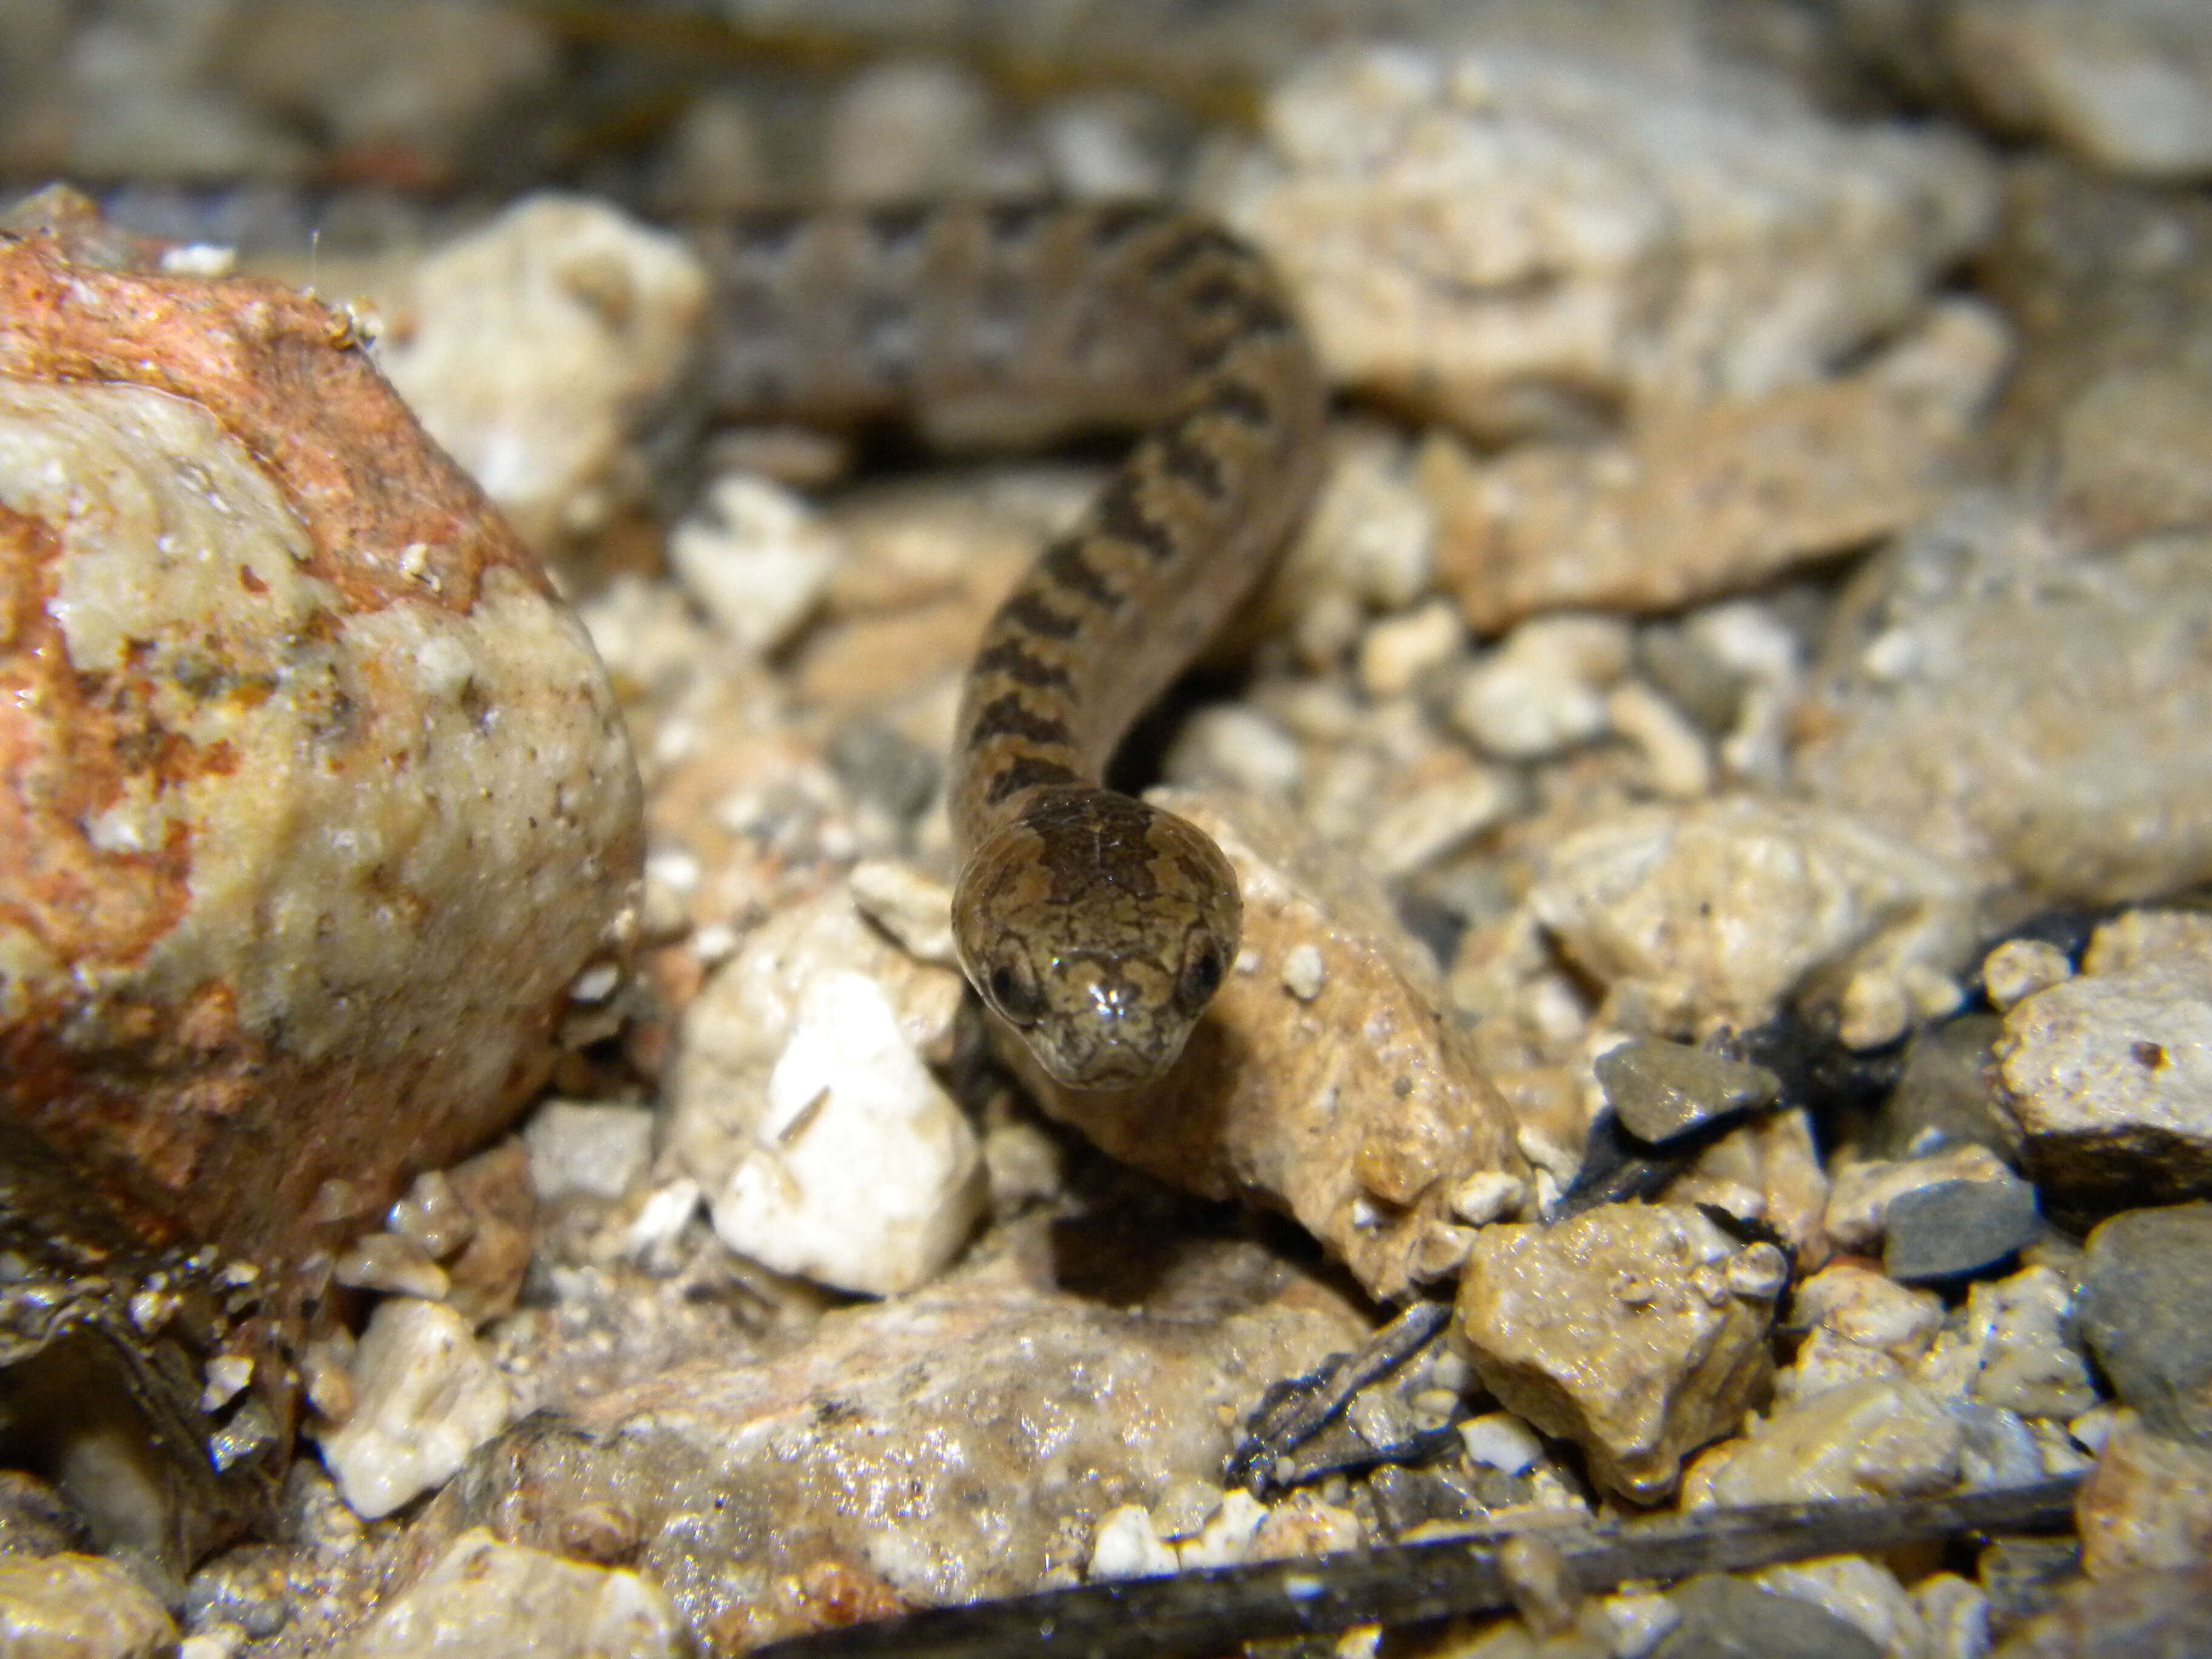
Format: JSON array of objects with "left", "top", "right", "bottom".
[{"left": 695, "top": 204, "right": 1325, "bottom": 1087}]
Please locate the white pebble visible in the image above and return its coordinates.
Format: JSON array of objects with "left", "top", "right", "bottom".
[
  {"left": 668, "top": 473, "right": 840, "bottom": 655},
  {"left": 1357, "top": 598, "right": 1463, "bottom": 699},
  {"left": 315, "top": 1298, "right": 516, "bottom": 1520},
  {"left": 1449, "top": 1169, "right": 1527, "bottom": 1226},
  {"left": 1606, "top": 680, "right": 1714, "bottom": 798},
  {"left": 1281, "top": 943, "right": 1329, "bottom": 1002},
  {"left": 1981, "top": 937, "right": 2073, "bottom": 1011},
  {"left": 1450, "top": 614, "right": 1630, "bottom": 759},
  {"left": 624, "top": 1178, "right": 703, "bottom": 1273},
  {"left": 1088, "top": 1505, "right": 1178, "bottom": 1581},
  {"left": 526, "top": 1101, "right": 655, "bottom": 1203},
  {"left": 846, "top": 859, "right": 959, "bottom": 966},
  {"left": 1458, "top": 1411, "right": 1544, "bottom": 1475}
]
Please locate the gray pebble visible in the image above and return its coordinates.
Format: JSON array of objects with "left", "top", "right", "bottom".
[
  {"left": 1871, "top": 1013, "right": 2015, "bottom": 1159},
  {"left": 1882, "top": 1173, "right": 2043, "bottom": 1282},
  {"left": 1992, "top": 1566, "right": 2212, "bottom": 1659},
  {"left": 1593, "top": 1039, "right": 1781, "bottom": 1145},
  {"left": 1652, "top": 1575, "right": 1882, "bottom": 1659},
  {"left": 2076, "top": 1202, "right": 2212, "bottom": 1448}
]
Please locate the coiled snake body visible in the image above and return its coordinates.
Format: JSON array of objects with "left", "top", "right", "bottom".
[{"left": 697, "top": 204, "right": 1325, "bottom": 1087}]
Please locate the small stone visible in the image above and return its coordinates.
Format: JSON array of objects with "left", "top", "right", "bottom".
[
  {"left": 1749, "top": 1557, "right": 1922, "bottom": 1659},
  {"left": 333, "top": 1529, "right": 681, "bottom": 1658},
  {"left": 1683, "top": 1379, "right": 1962, "bottom": 1507},
  {"left": 524, "top": 1101, "right": 655, "bottom": 1204},
  {"left": 1912, "top": 1574, "right": 1991, "bottom": 1659},
  {"left": 1362, "top": 767, "right": 1515, "bottom": 880},
  {"left": 1458, "top": 1412, "right": 1544, "bottom": 1476},
  {"left": 846, "top": 860, "right": 958, "bottom": 966},
  {"left": 1652, "top": 1575, "right": 1881, "bottom": 1659},
  {"left": 1281, "top": 944, "right": 1328, "bottom": 1003},
  {"left": 1149, "top": 1478, "right": 1223, "bottom": 1543},
  {"left": 1825, "top": 1144, "right": 2020, "bottom": 1256},
  {"left": 1996, "top": 929, "right": 2212, "bottom": 1222},
  {"left": 387, "top": 1169, "right": 474, "bottom": 1261},
  {"left": 0, "top": 1555, "right": 177, "bottom": 1655},
  {"left": 1605, "top": 681, "right": 1714, "bottom": 800},
  {"left": 1454, "top": 1204, "right": 1783, "bottom": 1501},
  {"left": 1249, "top": 1492, "right": 1362, "bottom": 1563},
  {"left": 1448, "top": 615, "right": 1629, "bottom": 760},
  {"left": 332, "top": 1233, "right": 451, "bottom": 1301},
  {"left": 667, "top": 473, "right": 842, "bottom": 657},
  {"left": 1882, "top": 1172, "right": 2043, "bottom": 1282},
  {"left": 1179, "top": 1489, "right": 1270, "bottom": 1569},
  {"left": 713, "top": 967, "right": 984, "bottom": 1298},
  {"left": 825, "top": 58, "right": 1013, "bottom": 205},
  {"left": 2076, "top": 1411, "right": 2212, "bottom": 1578},
  {"left": 2076, "top": 1203, "right": 2212, "bottom": 1447},
  {"left": 1911, "top": 1264, "right": 2101, "bottom": 1422},
  {"left": 1592, "top": 1039, "right": 1781, "bottom": 1146},
  {"left": 622, "top": 1179, "right": 702, "bottom": 1273},
  {"left": 1991, "top": 1565, "right": 2212, "bottom": 1659},
  {"left": 1165, "top": 705, "right": 1305, "bottom": 799},
  {"left": 1448, "top": 1170, "right": 1526, "bottom": 1228},
  {"left": 1983, "top": 939, "right": 2074, "bottom": 1013},
  {"left": 313, "top": 1298, "right": 516, "bottom": 1521},
  {"left": 1088, "top": 1506, "right": 1177, "bottom": 1582},
  {"left": 1870, "top": 1013, "right": 2014, "bottom": 1161},
  {"left": 1780, "top": 1264, "right": 1945, "bottom": 1402},
  {"left": 1357, "top": 598, "right": 1461, "bottom": 700}
]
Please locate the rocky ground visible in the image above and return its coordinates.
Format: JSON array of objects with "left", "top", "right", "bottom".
[{"left": 1, "top": 2, "right": 2210, "bottom": 1656}]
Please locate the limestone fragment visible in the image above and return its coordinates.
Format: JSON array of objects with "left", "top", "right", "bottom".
[
  {"left": 337, "top": 1529, "right": 680, "bottom": 1659},
  {"left": 1798, "top": 515, "right": 2212, "bottom": 905},
  {"left": 1424, "top": 300, "right": 2009, "bottom": 631},
  {"left": 1949, "top": 0, "right": 2212, "bottom": 180},
  {"left": 666, "top": 473, "right": 842, "bottom": 657},
  {"left": 1210, "top": 39, "right": 1994, "bottom": 435},
  {"left": 1011, "top": 789, "right": 1523, "bottom": 1301},
  {"left": 1517, "top": 796, "right": 1977, "bottom": 1040},
  {"left": 1452, "top": 1204, "right": 1784, "bottom": 1501},
  {"left": 0, "top": 1555, "right": 176, "bottom": 1657},
  {"left": 377, "top": 194, "right": 708, "bottom": 548},
  {"left": 314, "top": 1299, "right": 517, "bottom": 1522},
  {"left": 524, "top": 1101, "right": 655, "bottom": 1205},
  {"left": 1448, "top": 615, "right": 1629, "bottom": 760},
  {"left": 1683, "top": 1379, "right": 1962, "bottom": 1507},
  {"left": 1911, "top": 1264, "right": 2101, "bottom": 1424},
  {"left": 1780, "top": 1264, "right": 1945, "bottom": 1403},
  {"left": 1996, "top": 927, "right": 2212, "bottom": 1222}
]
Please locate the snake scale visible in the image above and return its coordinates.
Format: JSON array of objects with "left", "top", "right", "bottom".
[{"left": 694, "top": 203, "right": 1326, "bottom": 1087}]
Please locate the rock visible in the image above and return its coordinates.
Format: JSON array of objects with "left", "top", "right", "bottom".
[
  {"left": 1868, "top": 1014, "right": 2015, "bottom": 1161},
  {"left": 1911, "top": 1264, "right": 2101, "bottom": 1424},
  {"left": 1447, "top": 615, "right": 1629, "bottom": 760},
  {"left": 2075, "top": 1203, "right": 2212, "bottom": 1447},
  {"left": 1913, "top": 1574, "right": 1992, "bottom": 1659},
  {"left": 1013, "top": 789, "right": 1523, "bottom": 1301},
  {"left": 1974, "top": 159, "right": 2212, "bottom": 545},
  {"left": 666, "top": 474, "right": 842, "bottom": 659},
  {"left": 524, "top": 1101, "right": 655, "bottom": 1205},
  {"left": 711, "top": 966, "right": 985, "bottom": 1297},
  {"left": 1949, "top": 0, "right": 2212, "bottom": 180},
  {"left": 1991, "top": 1566, "right": 2212, "bottom": 1659},
  {"left": 1996, "top": 922, "right": 2212, "bottom": 1222},
  {"left": 1357, "top": 598, "right": 1462, "bottom": 701},
  {"left": 1826, "top": 1145, "right": 2025, "bottom": 1256},
  {"left": 2076, "top": 1412, "right": 2212, "bottom": 1578},
  {"left": 337, "top": 1529, "right": 680, "bottom": 1659},
  {"left": 313, "top": 1298, "right": 517, "bottom": 1521},
  {"left": 436, "top": 1138, "right": 536, "bottom": 1327},
  {"left": 667, "top": 884, "right": 974, "bottom": 1295},
  {"left": 1881, "top": 1171, "right": 2043, "bottom": 1282},
  {"left": 1652, "top": 1575, "right": 1882, "bottom": 1659},
  {"left": 1592, "top": 1039, "right": 1781, "bottom": 1146},
  {"left": 0, "top": 198, "right": 642, "bottom": 1284},
  {"left": 824, "top": 57, "right": 1028, "bottom": 205},
  {"left": 1780, "top": 1263, "right": 1945, "bottom": 1403},
  {"left": 1667, "top": 1108, "right": 1832, "bottom": 1272},
  {"left": 0, "top": 1555, "right": 177, "bottom": 1657},
  {"left": 1798, "top": 511, "right": 2212, "bottom": 906},
  {"left": 1087, "top": 1505, "right": 1178, "bottom": 1582},
  {"left": 1209, "top": 39, "right": 1995, "bottom": 436},
  {"left": 394, "top": 1233, "right": 1367, "bottom": 1638},
  {"left": 1423, "top": 299, "right": 2009, "bottom": 631},
  {"left": 1605, "top": 681, "right": 1715, "bottom": 801},
  {"left": 1452, "top": 1204, "right": 1785, "bottom": 1502},
  {"left": 377, "top": 195, "right": 706, "bottom": 549},
  {"left": 1513, "top": 796, "right": 1977, "bottom": 1041},
  {"left": 1683, "top": 1379, "right": 1962, "bottom": 1507},
  {"left": 1982, "top": 939, "right": 2074, "bottom": 1013},
  {"left": 1250, "top": 426, "right": 1436, "bottom": 668},
  {"left": 1750, "top": 1557, "right": 1926, "bottom": 1659}
]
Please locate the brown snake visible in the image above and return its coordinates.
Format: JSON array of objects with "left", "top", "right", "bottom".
[{"left": 694, "top": 203, "right": 1325, "bottom": 1087}]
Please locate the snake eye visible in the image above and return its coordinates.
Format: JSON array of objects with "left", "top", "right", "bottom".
[
  {"left": 988, "top": 957, "right": 1044, "bottom": 1026},
  {"left": 1176, "top": 942, "right": 1225, "bottom": 1014}
]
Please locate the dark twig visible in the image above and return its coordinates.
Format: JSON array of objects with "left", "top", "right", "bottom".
[{"left": 749, "top": 1476, "right": 2083, "bottom": 1659}]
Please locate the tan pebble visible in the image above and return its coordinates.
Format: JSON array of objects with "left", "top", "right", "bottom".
[
  {"left": 1281, "top": 943, "right": 1329, "bottom": 1002},
  {"left": 1606, "top": 680, "right": 1714, "bottom": 798},
  {"left": 1357, "top": 598, "right": 1463, "bottom": 699},
  {"left": 847, "top": 859, "right": 959, "bottom": 965},
  {"left": 1983, "top": 938, "right": 2074, "bottom": 1011},
  {"left": 2076, "top": 1411, "right": 2212, "bottom": 1577}
]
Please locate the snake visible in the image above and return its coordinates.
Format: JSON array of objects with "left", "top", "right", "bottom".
[{"left": 693, "top": 203, "right": 1326, "bottom": 1087}]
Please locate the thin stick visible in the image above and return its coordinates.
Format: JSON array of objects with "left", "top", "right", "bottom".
[{"left": 750, "top": 1476, "right": 2082, "bottom": 1659}]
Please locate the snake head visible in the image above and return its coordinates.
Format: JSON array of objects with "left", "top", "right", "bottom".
[{"left": 953, "top": 788, "right": 1241, "bottom": 1090}]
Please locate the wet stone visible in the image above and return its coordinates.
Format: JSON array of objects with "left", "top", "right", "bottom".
[
  {"left": 2074, "top": 1202, "right": 2212, "bottom": 1448},
  {"left": 1594, "top": 1039, "right": 1782, "bottom": 1146},
  {"left": 1652, "top": 1575, "right": 1882, "bottom": 1659},
  {"left": 1882, "top": 1172, "right": 2043, "bottom": 1283}
]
